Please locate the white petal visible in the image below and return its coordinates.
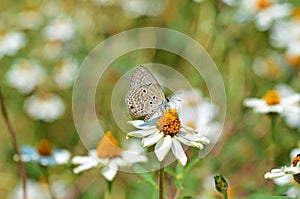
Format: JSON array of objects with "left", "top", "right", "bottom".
[
  {"left": 71, "top": 156, "right": 96, "bottom": 164},
  {"left": 154, "top": 136, "right": 172, "bottom": 162},
  {"left": 264, "top": 171, "right": 285, "bottom": 179},
  {"left": 102, "top": 161, "right": 118, "bottom": 181},
  {"left": 73, "top": 160, "right": 99, "bottom": 174},
  {"left": 255, "top": 105, "right": 283, "bottom": 114},
  {"left": 142, "top": 131, "right": 163, "bottom": 147},
  {"left": 175, "top": 136, "right": 204, "bottom": 149},
  {"left": 282, "top": 94, "right": 300, "bottom": 105},
  {"left": 53, "top": 150, "right": 71, "bottom": 164},
  {"left": 243, "top": 98, "right": 265, "bottom": 108},
  {"left": 171, "top": 139, "right": 187, "bottom": 166},
  {"left": 178, "top": 131, "right": 210, "bottom": 144},
  {"left": 128, "top": 120, "right": 155, "bottom": 130},
  {"left": 127, "top": 128, "right": 157, "bottom": 138},
  {"left": 283, "top": 166, "right": 300, "bottom": 174},
  {"left": 121, "top": 151, "right": 148, "bottom": 164},
  {"left": 273, "top": 174, "right": 292, "bottom": 186}
]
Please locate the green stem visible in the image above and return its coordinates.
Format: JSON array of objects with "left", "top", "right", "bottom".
[
  {"left": 223, "top": 190, "right": 228, "bottom": 199},
  {"left": 44, "top": 167, "right": 56, "bottom": 199},
  {"left": 104, "top": 180, "right": 113, "bottom": 199},
  {"left": 159, "top": 161, "right": 165, "bottom": 199},
  {"left": 270, "top": 114, "right": 278, "bottom": 165}
]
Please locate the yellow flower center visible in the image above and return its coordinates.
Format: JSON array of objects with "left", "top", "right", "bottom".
[
  {"left": 256, "top": 0, "right": 271, "bottom": 10},
  {"left": 97, "top": 131, "right": 121, "bottom": 158},
  {"left": 292, "top": 6, "right": 300, "bottom": 20},
  {"left": 286, "top": 54, "right": 300, "bottom": 68},
  {"left": 157, "top": 109, "right": 181, "bottom": 136},
  {"left": 263, "top": 90, "right": 281, "bottom": 105},
  {"left": 292, "top": 154, "right": 300, "bottom": 167},
  {"left": 37, "top": 139, "right": 53, "bottom": 156}
]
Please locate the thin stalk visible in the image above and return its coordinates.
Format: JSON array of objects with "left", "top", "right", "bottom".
[
  {"left": 223, "top": 190, "right": 228, "bottom": 199},
  {"left": 104, "top": 180, "right": 113, "bottom": 199},
  {"left": 44, "top": 167, "right": 56, "bottom": 199},
  {"left": 159, "top": 161, "right": 165, "bottom": 199},
  {"left": 270, "top": 114, "right": 278, "bottom": 165},
  {"left": 167, "top": 173, "right": 173, "bottom": 199},
  {"left": 0, "top": 88, "right": 27, "bottom": 199}
]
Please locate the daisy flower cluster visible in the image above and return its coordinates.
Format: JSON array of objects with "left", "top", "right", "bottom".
[{"left": 3, "top": 3, "right": 78, "bottom": 123}]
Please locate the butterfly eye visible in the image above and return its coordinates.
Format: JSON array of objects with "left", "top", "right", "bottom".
[
  {"left": 143, "top": 89, "right": 146, "bottom": 93},
  {"left": 150, "top": 102, "right": 153, "bottom": 104},
  {"left": 152, "top": 96, "right": 156, "bottom": 99}
]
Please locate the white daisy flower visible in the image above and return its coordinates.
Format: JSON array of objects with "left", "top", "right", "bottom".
[
  {"left": 173, "top": 89, "right": 221, "bottom": 156},
  {"left": 244, "top": 89, "right": 300, "bottom": 114},
  {"left": 43, "top": 16, "right": 75, "bottom": 42},
  {"left": 275, "top": 84, "right": 300, "bottom": 128},
  {"left": 264, "top": 153, "right": 300, "bottom": 185},
  {"left": 18, "top": 139, "right": 71, "bottom": 166},
  {"left": 72, "top": 131, "right": 147, "bottom": 181},
  {"left": 252, "top": 53, "right": 286, "bottom": 79},
  {"left": 235, "top": 0, "right": 292, "bottom": 31},
  {"left": 6, "top": 59, "right": 46, "bottom": 94},
  {"left": 0, "top": 31, "right": 26, "bottom": 59},
  {"left": 121, "top": 0, "right": 164, "bottom": 18},
  {"left": 53, "top": 57, "right": 78, "bottom": 90},
  {"left": 8, "top": 180, "right": 51, "bottom": 199},
  {"left": 127, "top": 109, "right": 210, "bottom": 166},
  {"left": 17, "top": 6, "right": 43, "bottom": 30},
  {"left": 24, "top": 92, "right": 65, "bottom": 122}
]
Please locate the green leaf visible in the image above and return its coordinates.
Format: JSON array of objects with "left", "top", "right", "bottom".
[{"left": 134, "top": 165, "right": 157, "bottom": 189}]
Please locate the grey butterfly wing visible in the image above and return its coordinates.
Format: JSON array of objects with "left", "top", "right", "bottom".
[
  {"left": 126, "top": 84, "right": 165, "bottom": 118},
  {"left": 125, "top": 66, "right": 165, "bottom": 120},
  {"left": 128, "top": 66, "right": 160, "bottom": 89}
]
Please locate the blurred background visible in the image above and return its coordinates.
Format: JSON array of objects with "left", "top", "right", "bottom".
[{"left": 0, "top": 0, "right": 299, "bottom": 198}]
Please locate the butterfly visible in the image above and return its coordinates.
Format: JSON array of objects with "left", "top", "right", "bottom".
[{"left": 125, "top": 66, "right": 169, "bottom": 121}]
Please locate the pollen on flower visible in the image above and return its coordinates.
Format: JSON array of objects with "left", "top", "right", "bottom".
[
  {"left": 157, "top": 109, "right": 181, "bottom": 136},
  {"left": 37, "top": 139, "right": 53, "bottom": 156},
  {"left": 292, "top": 154, "right": 300, "bottom": 166},
  {"left": 263, "top": 90, "right": 281, "bottom": 105},
  {"left": 97, "top": 131, "right": 121, "bottom": 158},
  {"left": 256, "top": 0, "right": 271, "bottom": 10}
]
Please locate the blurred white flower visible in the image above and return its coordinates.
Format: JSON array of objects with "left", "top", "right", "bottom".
[
  {"left": 8, "top": 180, "right": 51, "bottom": 199},
  {"left": 221, "top": 0, "right": 237, "bottom": 6},
  {"left": 174, "top": 89, "right": 221, "bottom": 157},
  {"left": 72, "top": 131, "right": 147, "bottom": 181},
  {"left": 43, "top": 16, "right": 75, "bottom": 42},
  {"left": 24, "top": 92, "right": 65, "bottom": 122},
  {"left": 122, "top": 0, "right": 164, "bottom": 18},
  {"left": 17, "top": 7, "right": 43, "bottom": 30},
  {"left": 19, "top": 139, "right": 71, "bottom": 166},
  {"left": 275, "top": 84, "right": 300, "bottom": 128},
  {"left": 244, "top": 90, "right": 300, "bottom": 114},
  {"left": 234, "top": 0, "right": 292, "bottom": 31},
  {"left": 270, "top": 11, "right": 300, "bottom": 48},
  {"left": 0, "top": 31, "right": 26, "bottom": 59},
  {"left": 252, "top": 53, "right": 285, "bottom": 79},
  {"left": 6, "top": 59, "right": 46, "bottom": 94},
  {"left": 127, "top": 109, "right": 210, "bottom": 166},
  {"left": 9, "top": 178, "right": 68, "bottom": 199},
  {"left": 53, "top": 57, "right": 78, "bottom": 90},
  {"left": 42, "top": 40, "right": 64, "bottom": 60}
]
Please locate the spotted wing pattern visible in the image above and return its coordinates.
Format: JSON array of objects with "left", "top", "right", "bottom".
[{"left": 125, "top": 66, "right": 166, "bottom": 121}]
